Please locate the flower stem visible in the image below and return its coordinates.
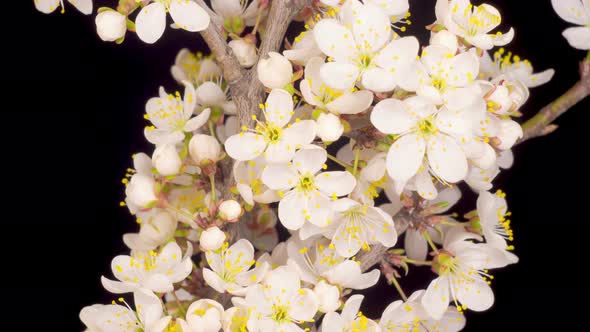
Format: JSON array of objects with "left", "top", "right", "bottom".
[
  {"left": 352, "top": 147, "right": 360, "bottom": 177},
  {"left": 208, "top": 121, "right": 217, "bottom": 140},
  {"left": 404, "top": 258, "right": 433, "bottom": 266},
  {"left": 389, "top": 275, "right": 408, "bottom": 301},
  {"left": 172, "top": 290, "right": 187, "bottom": 316},
  {"left": 327, "top": 154, "right": 352, "bottom": 169},
  {"left": 423, "top": 232, "right": 439, "bottom": 254},
  {"left": 251, "top": 12, "right": 263, "bottom": 37},
  {"left": 209, "top": 174, "right": 217, "bottom": 203}
]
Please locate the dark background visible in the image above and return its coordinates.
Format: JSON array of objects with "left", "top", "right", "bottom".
[{"left": 11, "top": 0, "right": 589, "bottom": 330}]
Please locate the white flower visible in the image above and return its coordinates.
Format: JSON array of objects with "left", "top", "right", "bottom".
[
  {"left": 301, "top": 57, "right": 374, "bottom": 115},
  {"left": 101, "top": 241, "right": 193, "bottom": 294},
  {"left": 225, "top": 89, "right": 317, "bottom": 163},
  {"left": 152, "top": 144, "right": 182, "bottom": 176},
  {"left": 80, "top": 288, "right": 171, "bottom": 332},
  {"left": 233, "top": 156, "right": 280, "bottom": 206},
  {"left": 287, "top": 237, "right": 381, "bottom": 290},
  {"left": 284, "top": 31, "right": 325, "bottom": 66},
  {"left": 480, "top": 50, "right": 554, "bottom": 88},
  {"left": 200, "top": 226, "right": 227, "bottom": 251},
  {"left": 474, "top": 190, "right": 518, "bottom": 264},
  {"left": 552, "top": 0, "right": 590, "bottom": 50},
  {"left": 229, "top": 39, "right": 258, "bottom": 67},
  {"left": 421, "top": 228, "right": 503, "bottom": 319},
  {"left": 189, "top": 134, "right": 223, "bottom": 165},
  {"left": 261, "top": 147, "right": 356, "bottom": 230},
  {"left": 171, "top": 49, "right": 222, "bottom": 84},
  {"left": 465, "top": 163, "right": 499, "bottom": 192},
  {"left": 203, "top": 239, "right": 270, "bottom": 295},
  {"left": 222, "top": 302, "right": 252, "bottom": 332},
  {"left": 123, "top": 210, "right": 178, "bottom": 251},
  {"left": 313, "top": 4, "right": 419, "bottom": 92},
  {"left": 126, "top": 173, "right": 158, "bottom": 208},
  {"left": 410, "top": 45, "right": 481, "bottom": 106},
  {"left": 195, "top": 80, "right": 237, "bottom": 115},
  {"left": 34, "top": 0, "right": 92, "bottom": 15},
  {"left": 495, "top": 119, "right": 523, "bottom": 150},
  {"left": 243, "top": 266, "right": 319, "bottom": 331},
  {"left": 95, "top": 10, "right": 127, "bottom": 42},
  {"left": 208, "top": 0, "right": 261, "bottom": 31},
  {"left": 219, "top": 199, "right": 242, "bottom": 221},
  {"left": 380, "top": 290, "right": 466, "bottom": 332},
  {"left": 144, "top": 82, "right": 211, "bottom": 145},
  {"left": 371, "top": 96, "right": 470, "bottom": 191},
  {"left": 314, "top": 280, "right": 341, "bottom": 313},
  {"left": 316, "top": 112, "right": 344, "bottom": 142},
  {"left": 178, "top": 299, "right": 225, "bottom": 332},
  {"left": 437, "top": 0, "right": 514, "bottom": 50},
  {"left": 257, "top": 52, "right": 294, "bottom": 89},
  {"left": 320, "top": 295, "right": 379, "bottom": 332},
  {"left": 321, "top": 198, "right": 397, "bottom": 258},
  {"left": 135, "top": 0, "right": 210, "bottom": 44}
]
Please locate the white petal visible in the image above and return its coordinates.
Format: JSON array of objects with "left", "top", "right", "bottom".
[
  {"left": 414, "top": 170, "right": 438, "bottom": 200},
  {"left": 293, "top": 146, "right": 327, "bottom": 175},
  {"left": 278, "top": 191, "right": 308, "bottom": 230},
  {"left": 352, "top": 4, "right": 392, "bottom": 52},
  {"left": 195, "top": 81, "right": 226, "bottom": 106},
  {"left": 289, "top": 288, "right": 319, "bottom": 321},
  {"left": 563, "top": 26, "right": 590, "bottom": 50},
  {"left": 101, "top": 276, "right": 137, "bottom": 294},
  {"left": 525, "top": 68, "right": 555, "bottom": 88},
  {"left": 446, "top": 51, "right": 479, "bottom": 87},
  {"left": 361, "top": 67, "right": 397, "bottom": 92},
  {"left": 326, "top": 90, "right": 374, "bottom": 115},
  {"left": 184, "top": 108, "right": 211, "bottom": 132},
  {"left": 265, "top": 89, "right": 294, "bottom": 128},
  {"left": 261, "top": 164, "right": 298, "bottom": 191},
  {"left": 422, "top": 276, "right": 450, "bottom": 320},
  {"left": 341, "top": 294, "right": 365, "bottom": 323},
  {"left": 135, "top": 3, "right": 167, "bottom": 44},
  {"left": 427, "top": 134, "right": 468, "bottom": 183},
  {"left": 265, "top": 139, "right": 297, "bottom": 163},
  {"left": 224, "top": 133, "right": 266, "bottom": 161},
  {"left": 320, "top": 62, "right": 360, "bottom": 91},
  {"left": 34, "top": 0, "right": 60, "bottom": 14},
  {"left": 237, "top": 183, "right": 254, "bottom": 206},
  {"left": 456, "top": 277, "right": 495, "bottom": 311},
  {"left": 282, "top": 120, "right": 317, "bottom": 146},
  {"left": 551, "top": 0, "right": 589, "bottom": 25},
  {"left": 68, "top": 0, "right": 92, "bottom": 14},
  {"left": 315, "top": 171, "right": 356, "bottom": 197},
  {"left": 313, "top": 19, "right": 357, "bottom": 60},
  {"left": 374, "top": 36, "right": 420, "bottom": 72},
  {"left": 169, "top": 0, "right": 210, "bottom": 32},
  {"left": 405, "top": 229, "right": 428, "bottom": 261},
  {"left": 386, "top": 134, "right": 426, "bottom": 183},
  {"left": 370, "top": 98, "right": 414, "bottom": 134},
  {"left": 203, "top": 268, "right": 229, "bottom": 293}
]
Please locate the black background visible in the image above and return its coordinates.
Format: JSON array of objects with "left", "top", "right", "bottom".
[{"left": 11, "top": 0, "right": 590, "bottom": 330}]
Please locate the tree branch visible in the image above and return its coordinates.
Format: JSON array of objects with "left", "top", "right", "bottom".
[
  {"left": 520, "top": 58, "right": 590, "bottom": 142},
  {"left": 199, "top": 23, "right": 244, "bottom": 85}
]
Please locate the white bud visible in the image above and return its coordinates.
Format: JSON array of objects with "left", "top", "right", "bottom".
[
  {"left": 184, "top": 299, "right": 224, "bottom": 332},
  {"left": 95, "top": 10, "right": 127, "bottom": 42},
  {"left": 139, "top": 211, "right": 177, "bottom": 245},
  {"left": 496, "top": 120, "right": 523, "bottom": 150},
  {"left": 152, "top": 144, "right": 182, "bottom": 176},
  {"left": 486, "top": 85, "right": 513, "bottom": 115},
  {"left": 229, "top": 39, "right": 258, "bottom": 68},
  {"left": 314, "top": 280, "right": 341, "bottom": 313},
  {"left": 189, "top": 134, "right": 222, "bottom": 165},
  {"left": 470, "top": 142, "right": 497, "bottom": 170},
  {"left": 316, "top": 113, "right": 344, "bottom": 142},
  {"left": 125, "top": 174, "right": 158, "bottom": 207},
  {"left": 200, "top": 226, "right": 226, "bottom": 251},
  {"left": 257, "top": 52, "right": 293, "bottom": 89},
  {"left": 218, "top": 200, "right": 242, "bottom": 221},
  {"left": 430, "top": 30, "right": 458, "bottom": 54}
]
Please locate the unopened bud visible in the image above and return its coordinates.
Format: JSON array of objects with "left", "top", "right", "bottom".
[
  {"left": 218, "top": 200, "right": 241, "bottom": 221},
  {"left": 95, "top": 10, "right": 127, "bottom": 42},
  {"left": 199, "top": 226, "right": 226, "bottom": 251},
  {"left": 316, "top": 113, "right": 344, "bottom": 142},
  {"left": 257, "top": 52, "right": 293, "bottom": 89},
  {"left": 229, "top": 39, "right": 257, "bottom": 68},
  {"left": 152, "top": 144, "right": 182, "bottom": 176},
  {"left": 189, "top": 134, "right": 222, "bottom": 165}
]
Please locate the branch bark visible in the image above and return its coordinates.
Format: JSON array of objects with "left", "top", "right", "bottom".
[{"left": 520, "top": 58, "right": 590, "bottom": 142}]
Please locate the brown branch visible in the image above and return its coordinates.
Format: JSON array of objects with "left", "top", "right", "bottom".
[
  {"left": 520, "top": 58, "right": 590, "bottom": 143},
  {"left": 199, "top": 24, "right": 244, "bottom": 85}
]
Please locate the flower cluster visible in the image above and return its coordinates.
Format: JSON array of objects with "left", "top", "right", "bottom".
[{"left": 34, "top": 0, "right": 587, "bottom": 331}]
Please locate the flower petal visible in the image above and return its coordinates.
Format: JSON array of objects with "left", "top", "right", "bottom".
[
  {"left": 135, "top": 2, "right": 167, "bottom": 44},
  {"left": 320, "top": 62, "right": 360, "bottom": 91},
  {"left": 313, "top": 19, "right": 357, "bottom": 60},
  {"left": 225, "top": 133, "right": 266, "bottom": 161},
  {"left": 563, "top": 26, "right": 590, "bottom": 50},
  {"left": 426, "top": 134, "right": 468, "bottom": 183},
  {"left": 265, "top": 89, "right": 294, "bottom": 128},
  {"left": 361, "top": 67, "right": 397, "bottom": 92},
  {"left": 326, "top": 90, "right": 374, "bottom": 115},
  {"left": 169, "top": 0, "right": 210, "bottom": 32},
  {"left": 261, "top": 164, "right": 299, "bottom": 191},
  {"left": 352, "top": 4, "right": 392, "bottom": 52},
  {"left": 371, "top": 98, "right": 414, "bottom": 134},
  {"left": 386, "top": 134, "right": 426, "bottom": 183},
  {"left": 315, "top": 171, "right": 356, "bottom": 197}
]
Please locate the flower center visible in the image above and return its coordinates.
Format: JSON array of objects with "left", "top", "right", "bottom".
[
  {"left": 416, "top": 116, "right": 438, "bottom": 137},
  {"left": 259, "top": 123, "right": 282, "bottom": 144},
  {"left": 296, "top": 173, "right": 316, "bottom": 193},
  {"left": 354, "top": 53, "right": 374, "bottom": 71},
  {"left": 432, "top": 252, "right": 459, "bottom": 276},
  {"left": 318, "top": 84, "right": 344, "bottom": 105},
  {"left": 431, "top": 77, "right": 448, "bottom": 91},
  {"left": 271, "top": 305, "right": 290, "bottom": 323}
]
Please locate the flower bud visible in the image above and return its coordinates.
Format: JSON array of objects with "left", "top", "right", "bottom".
[
  {"left": 95, "top": 10, "right": 127, "bottom": 42},
  {"left": 185, "top": 299, "right": 224, "bottom": 332},
  {"left": 495, "top": 120, "right": 523, "bottom": 150},
  {"left": 189, "top": 134, "right": 222, "bottom": 165},
  {"left": 152, "top": 144, "right": 182, "bottom": 176},
  {"left": 229, "top": 39, "right": 257, "bottom": 68},
  {"left": 257, "top": 52, "right": 293, "bottom": 89},
  {"left": 430, "top": 30, "right": 458, "bottom": 54},
  {"left": 314, "top": 280, "right": 340, "bottom": 313},
  {"left": 125, "top": 174, "right": 158, "bottom": 207},
  {"left": 316, "top": 113, "right": 344, "bottom": 142},
  {"left": 200, "top": 226, "right": 226, "bottom": 251},
  {"left": 219, "top": 200, "right": 241, "bottom": 221},
  {"left": 139, "top": 211, "right": 177, "bottom": 245}
]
